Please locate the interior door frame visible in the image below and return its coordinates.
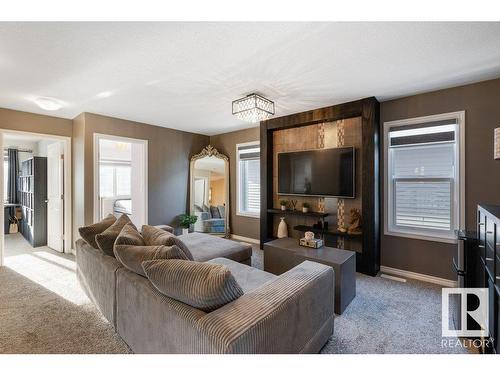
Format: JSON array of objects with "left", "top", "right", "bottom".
[
  {"left": 46, "top": 141, "right": 65, "bottom": 252},
  {"left": 93, "top": 133, "right": 148, "bottom": 225},
  {"left": 0, "top": 129, "right": 72, "bottom": 266}
]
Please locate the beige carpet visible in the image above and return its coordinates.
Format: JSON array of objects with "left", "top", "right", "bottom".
[
  {"left": 0, "top": 235, "right": 470, "bottom": 354},
  {"left": 0, "top": 234, "right": 130, "bottom": 354}
]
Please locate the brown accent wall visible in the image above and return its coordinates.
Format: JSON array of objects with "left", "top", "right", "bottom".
[
  {"left": 0, "top": 108, "right": 73, "bottom": 137},
  {"left": 73, "top": 113, "right": 208, "bottom": 241},
  {"left": 380, "top": 77, "right": 500, "bottom": 280},
  {"left": 270, "top": 118, "right": 363, "bottom": 252},
  {"left": 210, "top": 127, "right": 260, "bottom": 240}
]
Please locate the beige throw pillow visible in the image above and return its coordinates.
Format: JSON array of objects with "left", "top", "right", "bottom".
[
  {"left": 141, "top": 225, "right": 175, "bottom": 245},
  {"left": 95, "top": 214, "right": 133, "bottom": 256},
  {"left": 142, "top": 259, "right": 243, "bottom": 312},
  {"left": 115, "top": 222, "right": 145, "bottom": 247},
  {"left": 141, "top": 225, "right": 194, "bottom": 261},
  {"left": 78, "top": 214, "right": 116, "bottom": 249},
  {"left": 114, "top": 244, "right": 189, "bottom": 276}
]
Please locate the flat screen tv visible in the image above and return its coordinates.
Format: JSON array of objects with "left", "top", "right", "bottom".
[{"left": 278, "top": 147, "right": 355, "bottom": 198}]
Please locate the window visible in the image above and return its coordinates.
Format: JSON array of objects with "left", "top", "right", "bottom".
[
  {"left": 237, "top": 142, "right": 260, "bottom": 217},
  {"left": 384, "top": 112, "right": 464, "bottom": 243},
  {"left": 99, "top": 161, "right": 131, "bottom": 198}
]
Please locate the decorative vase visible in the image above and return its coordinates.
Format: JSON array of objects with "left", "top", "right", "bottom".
[
  {"left": 182, "top": 228, "right": 189, "bottom": 235},
  {"left": 280, "top": 205, "right": 286, "bottom": 211},
  {"left": 277, "top": 217, "right": 288, "bottom": 238},
  {"left": 302, "top": 207, "right": 309, "bottom": 213}
]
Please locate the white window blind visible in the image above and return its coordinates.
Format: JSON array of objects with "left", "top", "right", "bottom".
[
  {"left": 99, "top": 162, "right": 131, "bottom": 198},
  {"left": 392, "top": 143, "right": 455, "bottom": 231},
  {"left": 385, "top": 117, "right": 462, "bottom": 241},
  {"left": 237, "top": 143, "right": 260, "bottom": 217}
]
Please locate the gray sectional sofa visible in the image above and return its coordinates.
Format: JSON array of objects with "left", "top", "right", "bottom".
[{"left": 76, "top": 232, "right": 335, "bottom": 354}]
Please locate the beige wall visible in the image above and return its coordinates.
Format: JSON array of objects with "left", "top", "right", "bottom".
[
  {"left": 210, "top": 127, "right": 260, "bottom": 240},
  {"left": 380, "top": 77, "right": 500, "bottom": 280},
  {"left": 73, "top": 113, "right": 209, "bottom": 241}
]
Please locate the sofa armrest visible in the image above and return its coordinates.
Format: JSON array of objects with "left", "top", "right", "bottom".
[
  {"left": 154, "top": 224, "right": 174, "bottom": 233},
  {"left": 196, "top": 260, "right": 334, "bottom": 353}
]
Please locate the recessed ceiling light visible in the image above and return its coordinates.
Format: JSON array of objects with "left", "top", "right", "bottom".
[
  {"left": 96, "top": 91, "right": 113, "bottom": 98},
  {"left": 33, "top": 96, "right": 63, "bottom": 111}
]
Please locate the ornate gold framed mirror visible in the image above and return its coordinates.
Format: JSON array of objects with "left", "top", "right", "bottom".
[{"left": 189, "top": 145, "right": 230, "bottom": 237}]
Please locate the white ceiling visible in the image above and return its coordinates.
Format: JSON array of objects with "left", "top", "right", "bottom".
[{"left": 1, "top": 22, "right": 500, "bottom": 136}]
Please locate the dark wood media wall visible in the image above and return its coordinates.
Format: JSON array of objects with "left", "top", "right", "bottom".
[{"left": 260, "top": 97, "right": 380, "bottom": 276}]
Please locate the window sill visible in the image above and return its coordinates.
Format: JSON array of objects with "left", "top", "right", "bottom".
[
  {"left": 236, "top": 212, "right": 260, "bottom": 219},
  {"left": 384, "top": 229, "right": 458, "bottom": 244}
]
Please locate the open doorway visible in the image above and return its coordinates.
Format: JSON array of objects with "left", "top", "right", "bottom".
[
  {"left": 0, "top": 130, "right": 72, "bottom": 267},
  {"left": 93, "top": 134, "right": 148, "bottom": 228}
]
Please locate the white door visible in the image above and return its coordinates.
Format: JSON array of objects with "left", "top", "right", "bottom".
[{"left": 47, "top": 142, "right": 64, "bottom": 252}]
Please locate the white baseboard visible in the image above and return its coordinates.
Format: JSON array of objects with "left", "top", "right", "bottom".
[
  {"left": 380, "top": 265, "right": 457, "bottom": 287},
  {"left": 231, "top": 234, "right": 259, "bottom": 245}
]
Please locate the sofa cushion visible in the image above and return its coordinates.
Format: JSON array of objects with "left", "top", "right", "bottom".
[
  {"left": 115, "top": 244, "right": 189, "bottom": 276},
  {"left": 207, "top": 258, "right": 277, "bottom": 293},
  {"left": 115, "top": 223, "right": 145, "bottom": 247},
  {"left": 78, "top": 214, "right": 116, "bottom": 249},
  {"left": 95, "top": 214, "right": 133, "bottom": 256},
  {"left": 210, "top": 206, "right": 221, "bottom": 219},
  {"left": 142, "top": 259, "right": 243, "bottom": 312},
  {"left": 178, "top": 232, "right": 252, "bottom": 263},
  {"left": 141, "top": 224, "right": 175, "bottom": 245}
]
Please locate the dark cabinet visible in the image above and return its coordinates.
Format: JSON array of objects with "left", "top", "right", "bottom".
[
  {"left": 477, "top": 204, "right": 500, "bottom": 354},
  {"left": 18, "top": 157, "right": 47, "bottom": 247}
]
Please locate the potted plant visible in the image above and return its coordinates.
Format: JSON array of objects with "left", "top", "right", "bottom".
[
  {"left": 179, "top": 214, "right": 198, "bottom": 235},
  {"left": 279, "top": 199, "right": 288, "bottom": 211},
  {"left": 302, "top": 202, "right": 310, "bottom": 213}
]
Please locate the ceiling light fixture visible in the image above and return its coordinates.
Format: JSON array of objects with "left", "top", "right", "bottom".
[
  {"left": 232, "top": 93, "right": 275, "bottom": 123},
  {"left": 33, "top": 96, "right": 63, "bottom": 111}
]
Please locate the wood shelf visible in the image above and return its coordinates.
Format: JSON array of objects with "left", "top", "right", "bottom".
[
  {"left": 293, "top": 225, "right": 363, "bottom": 238},
  {"left": 267, "top": 208, "right": 330, "bottom": 218}
]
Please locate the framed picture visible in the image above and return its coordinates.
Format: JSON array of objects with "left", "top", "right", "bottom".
[{"left": 495, "top": 127, "right": 500, "bottom": 160}]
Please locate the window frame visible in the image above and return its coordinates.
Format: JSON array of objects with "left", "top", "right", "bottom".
[
  {"left": 236, "top": 141, "right": 260, "bottom": 219},
  {"left": 383, "top": 111, "right": 465, "bottom": 244},
  {"left": 3, "top": 150, "right": 8, "bottom": 204}
]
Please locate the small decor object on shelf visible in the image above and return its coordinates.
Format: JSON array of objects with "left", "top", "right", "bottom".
[
  {"left": 302, "top": 202, "right": 310, "bottom": 213},
  {"left": 179, "top": 214, "right": 198, "bottom": 235},
  {"left": 299, "top": 237, "right": 324, "bottom": 249},
  {"left": 304, "top": 231, "right": 315, "bottom": 241},
  {"left": 290, "top": 199, "right": 298, "bottom": 211},
  {"left": 279, "top": 199, "right": 288, "bottom": 211},
  {"left": 495, "top": 127, "right": 500, "bottom": 160},
  {"left": 347, "top": 208, "right": 362, "bottom": 234},
  {"left": 277, "top": 217, "right": 288, "bottom": 238}
]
